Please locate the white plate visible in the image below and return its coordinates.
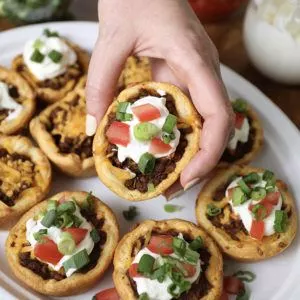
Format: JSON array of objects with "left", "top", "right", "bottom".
[{"left": 0, "top": 22, "right": 299, "bottom": 300}]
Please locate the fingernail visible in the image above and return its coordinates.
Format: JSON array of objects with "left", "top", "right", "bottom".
[
  {"left": 86, "top": 114, "right": 97, "bottom": 136},
  {"left": 184, "top": 178, "right": 200, "bottom": 191}
]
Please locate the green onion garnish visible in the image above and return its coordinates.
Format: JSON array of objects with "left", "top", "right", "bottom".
[
  {"left": 162, "top": 133, "right": 171, "bottom": 144},
  {"left": 233, "top": 270, "right": 256, "bottom": 283},
  {"left": 274, "top": 210, "right": 288, "bottom": 233},
  {"left": 236, "top": 289, "right": 250, "bottom": 300},
  {"left": 138, "top": 254, "right": 155, "bottom": 274},
  {"left": 173, "top": 237, "right": 186, "bottom": 257},
  {"left": 30, "top": 49, "right": 45, "bottom": 63},
  {"left": 251, "top": 204, "right": 267, "bottom": 220},
  {"left": 139, "top": 293, "right": 150, "bottom": 300},
  {"left": 134, "top": 122, "right": 160, "bottom": 141},
  {"left": 232, "top": 99, "right": 248, "bottom": 113},
  {"left": 162, "top": 114, "right": 177, "bottom": 134},
  {"left": 116, "top": 112, "right": 133, "bottom": 121},
  {"left": 90, "top": 228, "right": 100, "bottom": 243},
  {"left": 41, "top": 210, "right": 56, "bottom": 228},
  {"left": 48, "top": 50, "right": 63, "bottom": 63},
  {"left": 123, "top": 206, "right": 138, "bottom": 221},
  {"left": 238, "top": 179, "right": 251, "bottom": 195},
  {"left": 58, "top": 232, "right": 76, "bottom": 255},
  {"left": 250, "top": 187, "right": 266, "bottom": 200},
  {"left": 189, "top": 236, "right": 203, "bottom": 251},
  {"left": 81, "top": 192, "right": 94, "bottom": 212},
  {"left": 33, "top": 39, "right": 43, "bottom": 50},
  {"left": 63, "top": 249, "right": 90, "bottom": 272},
  {"left": 178, "top": 280, "right": 192, "bottom": 294},
  {"left": 206, "top": 203, "right": 222, "bottom": 216},
  {"left": 57, "top": 201, "right": 76, "bottom": 215},
  {"left": 243, "top": 172, "right": 260, "bottom": 184},
  {"left": 138, "top": 152, "right": 156, "bottom": 174},
  {"left": 73, "top": 215, "right": 83, "bottom": 228},
  {"left": 164, "top": 204, "right": 183, "bottom": 213},
  {"left": 168, "top": 283, "right": 180, "bottom": 297},
  {"left": 43, "top": 28, "right": 59, "bottom": 37},
  {"left": 232, "top": 187, "right": 247, "bottom": 206},
  {"left": 262, "top": 170, "right": 275, "bottom": 181},
  {"left": 47, "top": 199, "right": 57, "bottom": 211},
  {"left": 118, "top": 102, "right": 130, "bottom": 113},
  {"left": 184, "top": 247, "right": 200, "bottom": 265},
  {"left": 33, "top": 229, "right": 48, "bottom": 242},
  {"left": 60, "top": 213, "right": 74, "bottom": 228},
  {"left": 147, "top": 183, "right": 155, "bottom": 192}
]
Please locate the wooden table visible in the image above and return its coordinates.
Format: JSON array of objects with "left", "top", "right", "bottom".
[{"left": 1, "top": 6, "right": 299, "bottom": 130}]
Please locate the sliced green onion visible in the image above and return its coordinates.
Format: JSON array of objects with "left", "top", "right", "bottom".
[
  {"left": 81, "top": 192, "right": 94, "bottom": 212},
  {"left": 117, "top": 102, "right": 130, "bottom": 113},
  {"left": 134, "top": 122, "right": 160, "bottom": 141},
  {"left": 30, "top": 49, "right": 45, "bottom": 63},
  {"left": 274, "top": 210, "right": 288, "bottom": 233},
  {"left": 238, "top": 179, "right": 251, "bottom": 195},
  {"left": 162, "top": 133, "right": 171, "bottom": 144},
  {"left": 47, "top": 199, "right": 58, "bottom": 211},
  {"left": 123, "top": 206, "right": 138, "bottom": 221},
  {"left": 178, "top": 280, "right": 192, "bottom": 294},
  {"left": 73, "top": 215, "right": 83, "bottom": 228},
  {"left": 189, "top": 236, "right": 203, "bottom": 251},
  {"left": 162, "top": 114, "right": 177, "bottom": 134},
  {"left": 138, "top": 254, "right": 155, "bottom": 274},
  {"left": 41, "top": 210, "right": 56, "bottom": 228},
  {"left": 33, "top": 38, "right": 43, "bottom": 50},
  {"left": 116, "top": 112, "right": 133, "bottom": 121},
  {"left": 139, "top": 293, "right": 150, "bottom": 300},
  {"left": 262, "top": 170, "right": 275, "bottom": 181},
  {"left": 232, "top": 187, "right": 247, "bottom": 206},
  {"left": 90, "top": 228, "right": 100, "bottom": 243},
  {"left": 206, "top": 203, "right": 222, "bottom": 216},
  {"left": 43, "top": 28, "right": 59, "bottom": 37},
  {"left": 63, "top": 249, "right": 90, "bottom": 272},
  {"left": 48, "top": 50, "right": 63, "bottom": 63},
  {"left": 243, "top": 172, "right": 260, "bottom": 184},
  {"left": 266, "top": 186, "right": 276, "bottom": 193},
  {"left": 232, "top": 99, "right": 248, "bottom": 113},
  {"left": 147, "top": 183, "right": 155, "bottom": 192},
  {"left": 57, "top": 201, "right": 76, "bottom": 215},
  {"left": 58, "top": 232, "right": 76, "bottom": 255},
  {"left": 168, "top": 283, "right": 180, "bottom": 297},
  {"left": 251, "top": 204, "right": 267, "bottom": 220},
  {"left": 138, "top": 152, "right": 155, "bottom": 174},
  {"left": 172, "top": 237, "right": 186, "bottom": 257},
  {"left": 33, "top": 229, "right": 48, "bottom": 242},
  {"left": 251, "top": 187, "right": 266, "bottom": 200},
  {"left": 233, "top": 270, "right": 256, "bottom": 283},
  {"left": 151, "top": 265, "right": 167, "bottom": 282},
  {"left": 60, "top": 213, "right": 74, "bottom": 228},
  {"left": 184, "top": 247, "right": 200, "bottom": 265},
  {"left": 164, "top": 204, "right": 183, "bottom": 213}
]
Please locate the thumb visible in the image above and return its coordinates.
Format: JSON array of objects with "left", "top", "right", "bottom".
[{"left": 85, "top": 34, "right": 132, "bottom": 136}]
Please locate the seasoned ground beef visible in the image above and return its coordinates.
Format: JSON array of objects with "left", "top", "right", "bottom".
[
  {"left": 221, "top": 115, "right": 255, "bottom": 163},
  {"left": 18, "top": 208, "right": 106, "bottom": 281},
  {"left": 106, "top": 88, "right": 192, "bottom": 193}
]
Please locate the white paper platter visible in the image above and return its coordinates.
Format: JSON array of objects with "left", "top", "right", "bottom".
[{"left": 0, "top": 22, "right": 299, "bottom": 300}]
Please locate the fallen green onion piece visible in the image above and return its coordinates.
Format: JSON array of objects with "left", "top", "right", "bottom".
[
  {"left": 43, "top": 28, "right": 59, "bottom": 37},
  {"left": 90, "top": 228, "right": 100, "bottom": 243},
  {"left": 243, "top": 172, "right": 260, "bottom": 184},
  {"left": 147, "top": 182, "right": 155, "bottom": 192},
  {"left": 232, "top": 187, "right": 247, "bottom": 206},
  {"left": 33, "top": 229, "right": 48, "bottom": 242},
  {"left": 48, "top": 49, "right": 63, "bottom": 63},
  {"left": 173, "top": 237, "right": 186, "bottom": 257},
  {"left": 58, "top": 232, "right": 76, "bottom": 255},
  {"left": 238, "top": 179, "right": 251, "bottom": 195},
  {"left": 274, "top": 210, "right": 288, "bottom": 233},
  {"left": 138, "top": 254, "right": 155, "bottom": 274},
  {"left": 251, "top": 187, "right": 266, "bottom": 200},
  {"left": 162, "top": 114, "right": 177, "bottom": 134},
  {"left": 123, "top": 206, "right": 138, "bottom": 221},
  {"left": 63, "top": 249, "right": 90, "bottom": 272},
  {"left": 33, "top": 38, "right": 43, "bottom": 50},
  {"left": 139, "top": 293, "right": 150, "bottom": 300},
  {"left": 41, "top": 209, "right": 56, "bottom": 228},
  {"left": 138, "top": 152, "right": 156, "bottom": 174},
  {"left": 206, "top": 203, "right": 222, "bottom": 216},
  {"left": 232, "top": 99, "right": 248, "bottom": 113},
  {"left": 57, "top": 201, "right": 76, "bottom": 215},
  {"left": 164, "top": 204, "right": 183, "bottom": 213},
  {"left": 47, "top": 199, "right": 57, "bottom": 211},
  {"left": 134, "top": 122, "right": 160, "bottom": 141},
  {"left": 233, "top": 270, "right": 256, "bottom": 283},
  {"left": 117, "top": 102, "right": 130, "bottom": 113},
  {"left": 30, "top": 49, "right": 45, "bottom": 63},
  {"left": 189, "top": 236, "right": 203, "bottom": 251}
]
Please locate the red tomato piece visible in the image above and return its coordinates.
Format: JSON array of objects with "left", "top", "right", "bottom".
[
  {"left": 94, "top": 288, "right": 120, "bottom": 300},
  {"left": 265, "top": 191, "right": 280, "bottom": 205},
  {"left": 106, "top": 121, "right": 130, "bottom": 147},
  {"left": 147, "top": 235, "right": 174, "bottom": 255},
  {"left": 250, "top": 220, "right": 265, "bottom": 240},
  {"left": 34, "top": 237, "right": 63, "bottom": 265},
  {"left": 63, "top": 228, "right": 88, "bottom": 245},
  {"left": 181, "top": 262, "right": 197, "bottom": 278},
  {"left": 128, "top": 263, "right": 144, "bottom": 278},
  {"left": 149, "top": 138, "right": 172, "bottom": 154},
  {"left": 235, "top": 113, "right": 245, "bottom": 129},
  {"left": 223, "top": 276, "right": 245, "bottom": 295},
  {"left": 220, "top": 291, "right": 229, "bottom": 300},
  {"left": 132, "top": 104, "right": 161, "bottom": 122}
]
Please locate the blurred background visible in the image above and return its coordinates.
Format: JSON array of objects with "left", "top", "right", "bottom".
[{"left": 0, "top": 0, "right": 299, "bottom": 129}]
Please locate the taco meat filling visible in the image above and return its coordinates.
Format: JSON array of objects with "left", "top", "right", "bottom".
[
  {"left": 18, "top": 204, "right": 106, "bottom": 281},
  {"left": 44, "top": 94, "right": 93, "bottom": 159},
  {"left": 128, "top": 230, "right": 211, "bottom": 300},
  {"left": 0, "top": 148, "right": 34, "bottom": 207},
  {"left": 105, "top": 88, "right": 192, "bottom": 193}
]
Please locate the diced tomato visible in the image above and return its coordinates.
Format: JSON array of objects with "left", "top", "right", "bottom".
[
  {"left": 63, "top": 228, "right": 88, "bottom": 245},
  {"left": 94, "top": 288, "right": 120, "bottom": 300},
  {"left": 128, "top": 263, "right": 144, "bottom": 278},
  {"left": 106, "top": 121, "right": 130, "bottom": 147},
  {"left": 147, "top": 235, "right": 174, "bottom": 255},
  {"left": 149, "top": 138, "right": 172, "bottom": 154},
  {"left": 235, "top": 113, "right": 245, "bottom": 129},
  {"left": 265, "top": 191, "right": 280, "bottom": 205},
  {"left": 250, "top": 220, "right": 265, "bottom": 240},
  {"left": 132, "top": 104, "right": 161, "bottom": 122},
  {"left": 34, "top": 237, "right": 63, "bottom": 265},
  {"left": 220, "top": 291, "right": 229, "bottom": 300},
  {"left": 181, "top": 262, "right": 197, "bottom": 277},
  {"left": 223, "top": 276, "right": 245, "bottom": 295}
]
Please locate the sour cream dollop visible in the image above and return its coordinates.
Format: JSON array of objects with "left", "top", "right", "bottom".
[
  {"left": 117, "top": 95, "right": 181, "bottom": 163},
  {"left": 0, "top": 81, "right": 23, "bottom": 121},
  {"left": 23, "top": 33, "right": 77, "bottom": 81},
  {"left": 226, "top": 174, "right": 282, "bottom": 236},
  {"left": 227, "top": 117, "right": 250, "bottom": 151}
]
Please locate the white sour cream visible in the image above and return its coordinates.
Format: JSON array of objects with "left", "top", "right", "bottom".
[
  {"left": 0, "top": 81, "right": 23, "bottom": 121},
  {"left": 226, "top": 174, "right": 282, "bottom": 236},
  {"left": 131, "top": 235, "right": 201, "bottom": 300},
  {"left": 117, "top": 96, "right": 180, "bottom": 163},
  {"left": 26, "top": 204, "right": 94, "bottom": 277},
  {"left": 227, "top": 117, "right": 250, "bottom": 150},
  {"left": 23, "top": 35, "right": 77, "bottom": 81}
]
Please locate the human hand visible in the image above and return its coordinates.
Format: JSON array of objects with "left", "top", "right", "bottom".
[{"left": 86, "top": 0, "right": 234, "bottom": 189}]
